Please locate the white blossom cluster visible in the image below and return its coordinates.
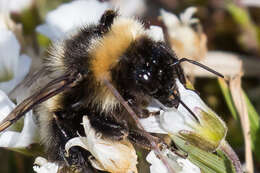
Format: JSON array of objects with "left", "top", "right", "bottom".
[{"left": 0, "top": 1, "right": 34, "bottom": 149}]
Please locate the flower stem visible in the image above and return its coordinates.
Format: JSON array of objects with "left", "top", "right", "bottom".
[{"left": 219, "top": 141, "right": 243, "bottom": 173}]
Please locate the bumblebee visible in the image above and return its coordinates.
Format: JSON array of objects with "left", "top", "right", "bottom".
[{"left": 0, "top": 10, "right": 223, "bottom": 172}]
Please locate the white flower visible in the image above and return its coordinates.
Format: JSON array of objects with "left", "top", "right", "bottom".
[
  {"left": 0, "top": 90, "right": 38, "bottom": 148},
  {"left": 146, "top": 26, "right": 164, "bottom": 42},
  {"left": 241, "top": 0, "right": 260, "bottom": 7},
  {"left": 160, "top": 8, "right": 207, "bottom": 61},
  {"left": 140, "top": 80, "right": 227, "bottom": 151},
  {"left": 146, "top": 149, "right": 201, "bottom": 173},
  {"left": 0, "top": 14, "right": 31, "bottom": 94},
  {"left": 0, "top": 14, "right": 13, "bottom": 30},
  {"left": 36, "top": 0, "right": 111, "bottom": 41},
  {"left": 65, "top": 116, "right": 138, "bottom": 173},
  {"left": 36, "top": 0, "right": 147, "bottom": 41},
  {"left": 110, "top": 0, "right": 146, "bottom": 16},
  {"left": 0, "top": 29, "right": 20, "bottom": 82},
  {"left": 0, "top": 0, "right": 34, "bottom": 14},
  {"left": 33, "top": 157, "right": 59, "bottom": 173}
]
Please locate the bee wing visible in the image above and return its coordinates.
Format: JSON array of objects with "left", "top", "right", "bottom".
[
  {"left": 9, "top": 67, "right": 48, "bottom": 101},
  {"left": 0, "top": 72, "right": 81, "bottom": 132}
]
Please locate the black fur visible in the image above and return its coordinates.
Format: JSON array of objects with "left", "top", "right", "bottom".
[
  {"left": 99, "top": 10, "right": 118, "bottom": 33},
  {"left": 112, "top": 37, "right": 183, "bottom": 107},
  {"left": 61, "top": 10, "right": 118, "bottom": 75}
]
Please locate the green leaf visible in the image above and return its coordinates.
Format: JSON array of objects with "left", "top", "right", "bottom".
[
  {"left": 14, "top": 6, "right": 41, "bottom": 35},
  {"left": 216, "top": 150, "right": 236, "bottom": 173},
  {"left": 226, "top": 3, "right": 260, "bottom": 47},
  {"left": 226, "top": 3, "right": 251, "bottom": 27},
  {"left": 171, "top": 135, "right": 235, "bottom": 173},
  {"left": 178, "top": 108, "right": 227, "bottom": 152},
  {"left": 218, "top": 78, "right": 238, "bottom": 120},
  {"left": 8, "top": 143, "right": 44, "bottom": 157},
  {"left": 37, "top": 33, "right": 51, "bottom": 47}
]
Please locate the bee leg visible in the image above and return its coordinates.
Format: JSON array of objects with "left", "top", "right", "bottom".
[
  {"left": 52, "top": 115, "right": 94, "bottom": 172},
  {"left": 136, "top": 108, "right": 160, "bottom": 118},
  {"left": 128, "top": 129, "right": 162, "bottom": 150},
  {"left": 88, "top": 115, "right": 129, "bottom": 141},
  {"left": 65, "top": 147, "right": 97, "bottom": 173},
  {"left": 128, "top": 130, "right": 189, "bottom": 159},
  {"left": 176, "top": 65, "right": 186, "bottom": 85},
  {"left": 169, "top": 146, "right": 188, "bottom": 159},
  {"left": 128, "top": 99, "right": 160, "bottom": 118},
  {"left": 175, "top": 65, "right": 200, "bottom": 95}
]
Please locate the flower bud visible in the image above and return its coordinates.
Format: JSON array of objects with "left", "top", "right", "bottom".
[{"left": 140, "top": 80, "right": 227, "bottom": 151}]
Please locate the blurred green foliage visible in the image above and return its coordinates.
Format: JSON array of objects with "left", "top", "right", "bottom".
[
  {"left": 218, "top": 78, "right": 260, "bottom": 161},
  {"left": 172, "top": 135, "right": 236, "bottom": 173}
]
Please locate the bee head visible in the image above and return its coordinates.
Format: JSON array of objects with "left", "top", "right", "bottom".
[{"left": 115, "top": 37, "right": 181, "bottom": 108}]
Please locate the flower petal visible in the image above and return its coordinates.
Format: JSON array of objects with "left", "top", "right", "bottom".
[
  {"left": 15, "top": 111, "right": 37, "bottom": 147},
  {"left": 0, "top": 89, "right": 37, "bottom": 148},
  {"left": 0, "top": 14, "right": 9, "bottom": 30},
  {"left": 160, "top": 9, "right": 180, "bottom": 30},
  {"left": 0, "top": 0, "right": 33, "bottom": 13},
  {"left": 160, "top": 80, "right": 210, "bottom": 134},
  {"left": 160, "top": 8, "right": 207, "bottom": 61},
  {"left": 147, "top": 150, "right": 169, "bottom": 173},
  {"left": 161, "top": 80, "right": 227, "bottom": 151},
  {"left": 36, "top": 0, "right": 111, "bottom": 40},
  {"left": 160, "top": 108, "right": 196, "bottom": 134},
  {"left": 180, "top": 7, "right": 198, "bottom": 25},
  {"left": 140, "top": 79, "right": 227, "bottom": 151},
  {"left": 241, "top": 0, "right": 260, "bottom": 7},
  {"left": 0, "top": 111, "right": 37, "bottom": 148},
  {"left": 0, "top": 54, "right": 31, "bottom": 94},
  {"left": 146, "top": 26, "right": 165, "bottom": 42},
  {"left": 0, "top": 131, "right": 21, "bottom": 147},
  {"left": 160, "top": 8, "right": 198, "bottom": 50},
  {"left": 147, "top": 149, "right": 201, "bottom": 173},
  {"left": 139, "top": 112, "right": 168, "bottom": 134},
  {"left": 33, "top": 157, "right": 59, "bottom": 173},
  {"left": 65, "top": 116, "right": 138, "bottom": 173},
  {"left": 0, "top": 29, "right": 20, "bottom": 82},
  {"left": 0, "top": 89, "right": 15, "bottom": 122},
  {"left": 111, "top": 0, "right": 146, "bottom": 16}
]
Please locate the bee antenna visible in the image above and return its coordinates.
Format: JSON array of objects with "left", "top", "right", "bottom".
[
  {"left": 171, "top": 58, "right": 224, "bottom": 78},
  {"left": 179, "top": 99, "right": 200, "bottom": 123},
  {"left": 171, "top": 92, "right": 200, "bottom": 123}
]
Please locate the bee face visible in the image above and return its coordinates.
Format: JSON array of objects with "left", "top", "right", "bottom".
[{"left": 122, "top": 37, "right": 179, "bottom": 108}]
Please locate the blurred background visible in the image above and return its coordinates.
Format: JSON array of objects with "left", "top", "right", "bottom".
[{"left": 0, "top": 0, "right": 260, "bottom": 172}]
